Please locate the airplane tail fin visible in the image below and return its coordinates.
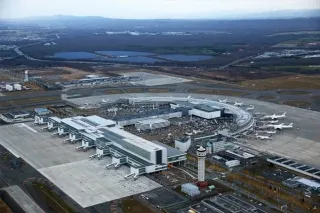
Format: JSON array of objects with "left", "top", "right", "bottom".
[
  {"left": 283, "top": 112, "right": 286, "bottom": 116},
  {"left": 289, "top": 123, "right": 293, "bottom": 126}
]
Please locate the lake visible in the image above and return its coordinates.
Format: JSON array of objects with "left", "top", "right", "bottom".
[
  {"left": 49, "top": 52, "right": 101, "bottom": 59},
  {"left": 106, "top": 56, "right": 163, "bottom": 63},
  {"left": 95, "top": 51, "right": 153, "bottom": 57}
]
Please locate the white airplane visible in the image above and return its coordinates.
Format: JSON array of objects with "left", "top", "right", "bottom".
[
  {"left": 268, "top": 123, "right": 293, "bottom": 130},
  {"left": 246, "top": 105, "right": 254, "bottom": 110},
  {"left": 262, "top": 112, "right": 286, "bottom": 120},
  {"left": 264, "top": 130, "right": 277, "bottom": 134},
  {"left": 101, "top": 98, "right": 109, "bottom": 103},
  {"left": 234, "top": 102, "right": 244, "bottom": 107},
  {"left": 187, "top": 95, "right": 191, "bottom": 99},
  {"left": 256, "top": 135, "right": 272, "bottom": 140},
  {"left": 218, "top": 98, "right": 228, "bottom": 103},
  {"left": 268, "top": 120, "right": 279, "bottom": 124}
]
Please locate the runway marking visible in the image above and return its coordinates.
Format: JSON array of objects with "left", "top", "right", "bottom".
[{"left": 20, "top": 123, "right": 38, "bottom": 133}]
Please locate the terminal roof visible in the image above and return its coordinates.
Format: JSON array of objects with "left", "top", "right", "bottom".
[
  {"left": 193, "top": 104, "right": 219, "bottom": 112},
  {"left": 153, "top": 141, "right": 185, "bottom": 157}
]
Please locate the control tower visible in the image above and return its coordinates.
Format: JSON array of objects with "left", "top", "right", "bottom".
[
  {"left": 197, "top": 146, "right": 206, "bottom": 182},
  {"left": 24, "top": 70, "right": 29, "bottom": 82}
]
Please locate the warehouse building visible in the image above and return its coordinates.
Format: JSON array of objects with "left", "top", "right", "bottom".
[
  {"left": 135, "top": 118, "right": 170, "bottom": 131},
  {"left": 116, "top": 109, "right": 182, "bottom": 127},
  {"left": 45, "top": 115, "right": 186, "bottom": 178}
]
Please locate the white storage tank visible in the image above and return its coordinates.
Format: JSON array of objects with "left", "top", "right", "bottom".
[
  {"left": 5, "top": 84, "right": 13, "bottom": 91},
  {"left": 14, "top": 83, "right": 22, "bottom": 90}
]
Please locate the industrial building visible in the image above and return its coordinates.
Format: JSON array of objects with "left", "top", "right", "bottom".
[
  {"left": 267, "top": 156, "right": 320, "bottom": 180},
  {"left": 170, "top": 101, "right": 222, "bottom": 120},
  {"left": 44, "top": 115, "right": 186, "bottom": 178},
  {"left": 135, "top": 118, "right": 170, "bottom": 131},
  {"left": 116, "top": 109, "right": 182, "bottom": 127}
]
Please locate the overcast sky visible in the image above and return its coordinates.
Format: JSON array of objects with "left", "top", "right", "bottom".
[{"left": 0, "top": 0, "right": 319, "bottom": 19}]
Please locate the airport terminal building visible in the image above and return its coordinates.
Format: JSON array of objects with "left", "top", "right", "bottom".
[{"left": 44, "top": 115, "right": 186, "bottom": 179}]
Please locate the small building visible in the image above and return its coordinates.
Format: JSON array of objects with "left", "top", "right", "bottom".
[
  {"left": 175, "top": 136, "right": 191, "bottom": 152},
  {"left": 7, "top": 111, "right": 30, "bottom": 119},
  {"left": 211, "top": 140, "right": 226, "bottom": 153},
  {"left": 190, "top": 104, "right": 221, "bottom": 119},
  {"left": 34, "top": 108, "right": 52, "bottom": 125},
  {"left": 225, "top": 160, "right": 240, "bottom": 168},
  {"left": 135, "top": 118, "right": 170, "bottom": 131}
]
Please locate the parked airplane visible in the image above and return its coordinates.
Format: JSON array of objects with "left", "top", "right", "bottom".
[
  {"left": 264, "top": 130, "right": 277, "bottom": 134},
  {"left": 268, "top": 123, "right": 293, "bottom": 130},
  {"left": 256, "top": 135, "right": 272, "bottom": 140},
  {"left": 218, "top": 98, "right": 228, "bottom": 103},
  {"left": 101, "top": 98, "right": 109, "bottom": 103},
  {"left": 261, "top": 112, "right": 286, "bottom": 120},
  {"left": 234, "top": 102, "right": 244, "bottom": 107},
  {"left": 268, "top": 120, "right": 279, "bottom": 124},
  {"left": 246, "top": 105, "right": 254, "bottom": 110}
]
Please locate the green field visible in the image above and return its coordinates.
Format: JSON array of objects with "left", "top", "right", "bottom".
[{"left": 263, "top": 66, "right": 320, "bottom": 71}]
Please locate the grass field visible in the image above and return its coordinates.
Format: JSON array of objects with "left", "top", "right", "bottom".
[
  {"left": 282, "top": 100, "right": 312, "bottom": 108},
  {"left": 267, "top": 31, "right": 320, "bottom": 36},
  {"left": 105, "top": 89, "right": 124, "bottom": 94},
  {"left": 33, "top": 183, "right": 76, "bottom": 213},
  {"left": 276, "top": 90, "right": 310, "bottom": 95},
  {"left": 241, "top": 75, "right": 320, "bottom": 90},
  {"left": 189, "top": 89, "right": 247, "bottom": 96},
  {"left": 256, "top": 96, "right": 276, "bottom": 101},
  {"left": 147, "top": 88, "right": 170, "bottom": 93},
  {"left": 125, "top": 88, "right": 144, "bottom": 93},
  {"left": 122, "top": 198, "right": 153, "bottom": 213},
  {"left": 263, "top": 66, "right": 320, "bottom": 71},
  {"left": 0, "top": 199, "right": 13, "bottom": 213}
]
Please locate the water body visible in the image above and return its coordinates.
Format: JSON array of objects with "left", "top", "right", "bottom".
[
  {"left": 106, "top": 56, "right": 163, "bottom": 63},
  {"left": 49, "top": 52, "right": 101, "bottom": 59},
  {"left": 95, "top": 51, "right": 153, "bottom": 57},
  {"left": 157, "top": 54, "right": 213, "bottom": 61}
]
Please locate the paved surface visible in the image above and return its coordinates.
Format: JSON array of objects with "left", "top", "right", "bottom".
[
  {"left": 67, "top": 93, "right": 320, "bottom": 168},
  {"left": 1, "top": 185, "right": 44, "bottom": 213},
  {"left": 0, "top": 122, "right": 161, "bottom": 208},
  {"left": 121, "top": 72, "right": 191, "bottom": 86},
  {"left": 39, "top": 159, "right": 161, "bottom": 208},
  {"left": 0, "top": 123, "right": 92, "bottom": 169}
]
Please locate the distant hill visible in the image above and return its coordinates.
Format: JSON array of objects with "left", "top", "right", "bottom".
[{"left": 13, "top": 9, "right": 320, "bottom": 21}]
